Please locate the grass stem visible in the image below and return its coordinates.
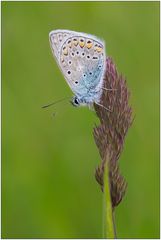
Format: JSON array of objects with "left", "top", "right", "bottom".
[{"left": 103, "top": 160, "right": 115, "bottom": 238}]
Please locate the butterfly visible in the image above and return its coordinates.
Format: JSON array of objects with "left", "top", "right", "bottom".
[{"left": 49, "top": 29, "right": 107, "bottom": 109}]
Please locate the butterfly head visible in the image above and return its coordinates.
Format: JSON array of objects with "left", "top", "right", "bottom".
[
  {"left": 70, "top": 96, "right": 82, "bottom": 107},
  {"left": 70, "top": 96, "right": 86, "bottom": 107}
]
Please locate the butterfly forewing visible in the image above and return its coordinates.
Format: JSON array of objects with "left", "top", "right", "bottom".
[{"left": 49, "top": 30, "right": 75, "bottom": 59}]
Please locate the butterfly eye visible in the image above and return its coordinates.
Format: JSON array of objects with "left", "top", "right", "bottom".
[{"left": 72, "top": 97, "right": 80, "bottom": 106}]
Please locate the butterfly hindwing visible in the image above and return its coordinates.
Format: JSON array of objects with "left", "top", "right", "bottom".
[{"left": 49, "top": 30, "right": 106, "bottom": 98}]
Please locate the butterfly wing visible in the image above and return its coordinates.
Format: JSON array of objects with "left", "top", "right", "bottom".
[
  {"left": 49, "top": 30, "right": 75, "bottom": 60},
  {"left": 49, "top": 30, "right": 106, "bottom": 97}
]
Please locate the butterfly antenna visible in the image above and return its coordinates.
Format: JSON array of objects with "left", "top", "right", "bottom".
[
  {"left": 42, "top": 97, "right": 70, "bottom": 109},
  {"left": 95, "top": 101, "right": 112, "bottom": 112}
]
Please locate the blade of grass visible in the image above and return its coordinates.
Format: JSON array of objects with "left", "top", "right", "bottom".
[{"left": 103, "top": 160, "right": 115, "bottom": 238}]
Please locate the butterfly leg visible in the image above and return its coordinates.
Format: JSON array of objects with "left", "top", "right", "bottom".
[
  {"left": 101, "top": 87, "right": 117, "bottom": 91},
  {"left": 95, "top": 101, "right": 112, "bottom": 112}
]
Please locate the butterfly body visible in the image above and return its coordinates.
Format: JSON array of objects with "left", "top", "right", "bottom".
[{"left": 49, "top": 30, "right": 106, "bottom": 107}]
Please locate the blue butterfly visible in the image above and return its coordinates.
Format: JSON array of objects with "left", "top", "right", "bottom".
[{"left": 49, "top": 30, "right": 107, "bottom": 109}]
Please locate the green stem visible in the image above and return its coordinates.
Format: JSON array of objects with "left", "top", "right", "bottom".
[{"left": 103, "top": 160, "right": 115, "bottom": 238}]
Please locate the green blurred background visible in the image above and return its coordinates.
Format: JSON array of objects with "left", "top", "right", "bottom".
[{"left": 2, "top": 2, "right": 160, "bottom": 239}]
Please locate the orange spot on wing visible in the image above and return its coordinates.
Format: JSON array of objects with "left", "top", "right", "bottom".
[
  {"left": 63, "top": 46, "right": 68, "bottom": 55},
  {"left": 95, "top": 45, "right": 103, "bottom": 53},
  {"left": 79, "top": 38, "right": 85, "bottom": 48},
  {"left": 73, "top": 38, "right": 78, "bottom": 46},
  {"left": 67, "top": 40, "right": 72, "bottom": 48},
  {"left": 86, "top": 40, "right": 93, "bottom": 49},
  {"left": 87, "top": 42, "right": 93, "bottom": 49}
]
